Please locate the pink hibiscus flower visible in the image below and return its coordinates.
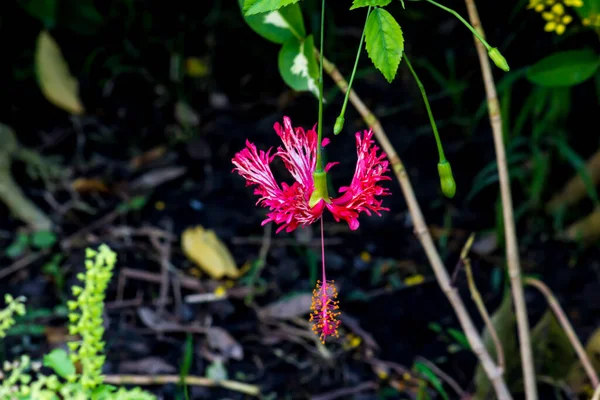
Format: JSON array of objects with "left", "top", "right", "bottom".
[{"left": 232, "top": 116, "right": 391, "bottom": 233}]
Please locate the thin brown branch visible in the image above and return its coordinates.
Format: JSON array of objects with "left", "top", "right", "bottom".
[
  {"left": 461, "top": 233, "right": 505, "bottom": 372},
  {"left": 524, "top": 277, "right": 599, "bottom": 388},
  {"left": 463, "top": 1, "right": 537, "bottom": 398},
  {"left": 319, "top": 51, "right": 512, "bottom": 400},
  {"left": 103, "top": 374, "right": 260, "bottom": 397}
]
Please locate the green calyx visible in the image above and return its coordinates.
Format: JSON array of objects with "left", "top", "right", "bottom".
[
  {"left": 309, "top": 171, "right": 331, "bottom": 207},
  {"left": 488, "top": 47, "right": 510, "bottom": 72},
  {"left": 438, "top": 160, "right": 456, "bottom": 198}
]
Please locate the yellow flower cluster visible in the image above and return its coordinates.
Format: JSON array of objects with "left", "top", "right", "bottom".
[{"left": 528, "top": 0, "right": 583, "bottom": 35}]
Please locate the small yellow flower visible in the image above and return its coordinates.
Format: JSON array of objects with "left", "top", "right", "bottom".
[
  {"left": 564, "top": 0, "right": 583, "bottom": 7},
  {"left": 542, "top": 3, "right": 574, "bottom": 34}
]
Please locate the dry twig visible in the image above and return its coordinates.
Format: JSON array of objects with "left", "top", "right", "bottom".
[
  {"left": 524, "top": 277, "right": 599, "bottom": 389},
  {"left": 103, "top": 374, "right": 260, "bottom": 397},
  {"left": 463, "top": 1, "right": 536, "bottom": 397},
  {"left": 461, "top": 233, "right": 505, "bottom": 372}
]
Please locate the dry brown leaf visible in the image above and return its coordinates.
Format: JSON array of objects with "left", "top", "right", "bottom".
[
  {"left": 258, "top": 293, "right": 312, "bottom": 320},
  {"left": 71, "top": 177, "right": 110, "bottom": 193},
  {"left": 129, "top": 146, "right": 168, "bottom": 170},
  {"left": 567, "top": 327, "right": 600, "bottom": 393},
  {"left": 206, "top": 327, "right": 244, "bottom": 360},
  {"left": 119, "top": 357, "right": 177, "bottom": 375},
  {"left": 181, "top": 225, "right": 239, "bottom": 279},
  {"left": 563, "top": 208, "right": 600, "bottom": 243},
  {"left": 35, "top": 31, "right": 84, "bottom": 115}
]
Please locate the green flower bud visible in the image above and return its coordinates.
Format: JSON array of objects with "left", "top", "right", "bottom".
[
  {"left": 488, "top": 48, "right": 510, "bottom": 72},
  {"left": 333, "top": 116, "right": 345, "bottom": 135},
  {"left": 308, "top": 171, "right": 331, "bottom": 208},
  {"left": 437, "top": 161, "right": 456, "bottom": 198}
]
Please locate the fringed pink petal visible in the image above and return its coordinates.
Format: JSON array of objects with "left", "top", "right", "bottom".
[
  {"left": 274, "top": 117, "right": 317, "bottom": 190},
  {"left": 328, "top": 129, "right": 391, "bottom": 230}
]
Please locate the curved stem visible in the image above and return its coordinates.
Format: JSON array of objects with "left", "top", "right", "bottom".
[
  {"left": 463, "top": 1, "right": 537, "bottom": 398},
  {"left": 318, "top": 50, "right": 512, "bottom": 400},
  {"left": 425, "top": 0, "right": 492, "bottom": 51},
  {"left": 338, "top": 6, "right": 371, "bottom": 125},
  {"left": 524, "top": 277, "right": 599, "bottom": 389},
  {"left": 404, "top": 54, "right": 446, "bottom": 162}
]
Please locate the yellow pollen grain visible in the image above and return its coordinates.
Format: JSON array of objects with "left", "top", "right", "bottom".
[{"left": 360, "top": 251, "right": 372, "bottom": 262}]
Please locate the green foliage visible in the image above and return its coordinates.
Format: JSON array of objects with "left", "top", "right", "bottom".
[
  {"left": 243, "top": 0, "right": 302, "bottom": 16},
  {"left": 350, "top": 0, "right": 392, "bottom": 10},
  {"left": 365, "top": 8, "right": 404, "bottom": 83},
  {"left": 278, "top": 35, "right": 320, "bottom": 98},
  {"left": 413, "top": 361, "right": 450, "bottom": 400},
  {"left": 0, "top": 295, "right": 27, "bottom": 338},
  {"left": 0, "top": 245, "right": 156, "bottom": 400},
  {"left": 527, "top": 49, "right": 600, "bottom": 87},
  {"left": 238, "top": 0, "right": 306, "bottom": 44}
]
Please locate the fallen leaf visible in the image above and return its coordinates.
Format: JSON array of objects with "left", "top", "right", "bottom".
[
  {"left": 206, "top": 327, "right": 244, "bottom": 361},
  {"left": 71, "top": 178, "right": 110, "bottom": 193},
  {"left": 35, "top": 30, "right": 84, "bottom": 115},
  {"left": 567, "top": 327, "right": 600, "bottom": 394},
  {"left": 119, "top": 357, "right": 176, "bottom": 375},
  {"left": 129, "top": 146, "right": 168, "bottom": 170},
  {"left": 258, "top": 293, "right": 312, "bottom": 320},
  {"left": 181, "top": 225, "right": 239, "bottom": 279}
]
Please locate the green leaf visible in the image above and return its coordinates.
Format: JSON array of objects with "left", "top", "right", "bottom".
[
  {"left": 18, "top": 0, "right": 57, "bottom": 28},
  {"left": 350, "top": 0, "right": 392, "bottom": 10},
  {"left": 44, "top": 348, "right": 75, "bottom": 378},
  {"left": 5, "top": 232, "right": 30, "bottom": 259},
  {"left": 243, "top": 0, "right": 301, "bottom": 16},
  {"left": 527, "top": 49, "right": 600, "bottom": 87},
  {"left": 278, "top": 36, "right": 320, "bottom": 98},
  {"left": 551, "top": 136, "right": 600, "bottom": 207},
  {"left": 31, "top": 230, "right": 57, "bottom": 249},
  {"left": 57, "top": 0, "right": 104, "bottom": 35},
  {"left": 414, "top": 362, "right": 449, "bottom": 400},
  {"left": 365, "top": 8, "right": 404, "bottom": 83},
  {"left": 238, "top": 0, "right": 305, "bottom": 44},
  {"left": 446, "top": 328, "right": 471, "bottom": 350}
]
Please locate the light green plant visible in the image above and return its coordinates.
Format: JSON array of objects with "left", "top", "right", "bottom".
[{"left": 0, "top": 244, "right": 156, "bottom": 400}]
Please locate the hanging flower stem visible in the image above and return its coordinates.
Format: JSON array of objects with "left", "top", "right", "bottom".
[{"left": 334, "top": 6, "right": 372, "bottom": 135}]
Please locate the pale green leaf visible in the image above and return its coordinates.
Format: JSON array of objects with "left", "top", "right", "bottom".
[
  {"left": 365, "top": 8, "right": 404, "bottom": 83},
  {"left": 350, "top": 0, "right": 392, "bottom": 10},
  {"left": 238, "top": 0, "right": 305, "bottom": 44},
  {"left": 527, "top": 49, "right": 600, "bottom": 87},
  {"left": 243, "top": 0, "right": 301, "bottom": 16},
  {"left": 278, "top": 36, "right": 320, "bottom": 98},
  {"left": 44, "top": 348, "right": 75, "bottom": 378},
  {"left": 35, "top": 30, "right": 85, "bottom": 115}
]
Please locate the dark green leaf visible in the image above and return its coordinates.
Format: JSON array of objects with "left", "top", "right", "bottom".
[
  {"left": 414, "top": 362, "right": 449, "bottom": 400},
  {"left": 243, "top": 0, "right": 301, "bottom": 16},
  {"left": 527, "top": 49, "right": 600, "bottom": 87},
  {"left": 31, "top": 230, "right": 57, "bottom": 249},
  {"left": 18, "top": 0, "right": 57, "bottom": 28},
  {"left": 551, "top": 137, "right": 600, "bottom": 207},
  {"left": 239, "top": 0, "right": 305, "bottom": 44},
  {"left": 44, "top": 348, "right": 75, "bottom": 378},
  {"left": 365, "top": 8, "right": 404, "bottom": 83},
  {"left": 57, "top": 0, "right": 104, "bottom": 35},
  {"left": 278, "top": 36, "right": 320, "bottom": 98},
  {"left": 5, "top": 232, "right": 30, "bottom": 259},
  {"left": 446, "top": 328, "right": 471, "bottom": 350},
  {"left": 350, "top": 0, "right": 392, "bottom": 10}
]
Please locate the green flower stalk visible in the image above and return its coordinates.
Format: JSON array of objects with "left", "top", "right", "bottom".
[
  {"left": 0, "top": 245, "right": 155, "bottom": 399},
  {"left": 425, "top": 0, "right": 510, "bottom": 71},
  {"left": 404, "top": 54, "right": 456, "bottom": 198},
  {"left": 67, "top": 244, "right": 118, "bottom": 389},
  {"left": 0, "top": 294, "right": 26, "bottom": 338},
  {"left": 334, "top": 6, "right": 372, "bottom": 135}
]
